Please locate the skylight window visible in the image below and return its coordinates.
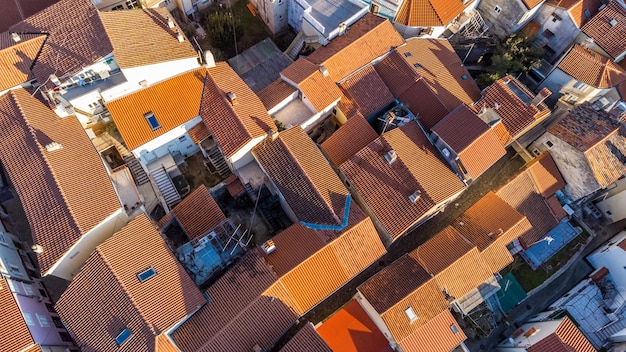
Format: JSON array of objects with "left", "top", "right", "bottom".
[
  {"left": 413, "top": 63, "right": 422, "bottom": 69},
  {"left": 144, "top": 112, "right": 161, "bottom": 131},
  {"left": 451, "top": 324, "right": 459, "bottom": 334},
  {"left": 404, "top": 52, "right": 413, "bottom": 57},
  {"left": 115, "top": 328, "right": 132, "bottom": 346},
  {"left": 405, "top": 307, "right": 418, "bottom": 323},
  {"left": 137, "top": 267, "right": 157, "bottom": 283}
]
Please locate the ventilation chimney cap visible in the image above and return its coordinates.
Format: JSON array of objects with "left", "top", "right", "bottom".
[
  {"left": 45, "top": 142, "right": 63, "bottom": 152},
  {"left": 226, "top": 92, "right": 238, "bottom": 105},
  {"left": 408, "top": 190, "right": 421, "bottom": 203},
  {"left": 384, "top": 149, "right": 397, "bottom": 164},
  {"left": 167, "top": 16, "right": 175, "bottom": 29},
  {"left": 319, "top": 65, "right": 329, "bottom": 77},
  {"left": 31, "top": 244, "right": 44, "bottom": 254},
  {"left": 261, "top": 240, "right": 276, "bottom": 255},
  {"left": 176, "top": 30, "right": 185, "bottom": 42},
  {"left": 11, "top": 32, "right": 20, "bottom": 42}
]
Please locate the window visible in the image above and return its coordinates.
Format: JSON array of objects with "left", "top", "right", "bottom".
[
  {"left": 493, "top": 6, "right": 502, "bottom": 15},
  {"left": 413, "top": 63, "right": 422, "bottom": 69},
  {"left": 111, "top": 4, "right": 124, "bottom": 10},
  {"left": 551, "top": 13, "right": 562, "bottom": 22},
  {"left": 404, "top": 307, "right": 418, "bottom": 323},
  {"left": 137, "top": 267, "right": 157, "bottom": 282},
  {"left": 59, "top": 332, "right": 73, "bottom": 342},
  {"left": 461, "top": 74, "right": 468, "bottom": 80},
  {"left": 22, "top": 283, "right": 33, "bottom": 296},
  {"left": 584, "top": 9, "right": 591, "bottom": 19},
  {"left": 116, "top": 328, "right": 132, "bottom": 346},
  {"left": 404, "top": 52, "right": 413, "bottom": 57},
  {"left": 23, "top": 312, "right": 35, "bottom": 327},
  {"left": 178, "top": 135, "right": 187, "bottom": 142},
  {"left": 126, "top": 0, "right": 138, "bottom": 8},
  {"left": 545, "top": 140, "right": 554, "bottom": 148},
  {"left": 573, "top": 81, "right": 588, "bottom": 90},
  {"left": 451, "top": 324, "right": 459, "bottom": 334},
  {"left": 542, "top": 29, "right": 555, "bottom": 39},
  {"left": 144, "top": 112, "right": 161, "bottom": 131},
  {"left": 39, "top": 288, "right": 47, "bottom": 297},
  {"left": 7, "top": 279, "right": 18, "bottom": 293},
  {"left": 53, "top": 316, "right": 65, "bottom": 329},
  {"left": 37, "top": 313, "right": 50, "bottom": 327},
  {"left": 45, "top": 303, "right": 55, "bottom": 312}
]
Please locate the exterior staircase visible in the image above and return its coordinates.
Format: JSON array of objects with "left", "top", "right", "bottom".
[
  {"left": 285, "top": 31, "right": 305, "bottom": 60},
  {"left": 207, "top": 146, "right": 230, "bottom": 176},
  {"left": 123, "top": 155, "right": 150, "bottom": 185},
  {"left": 150, "top": 167, "right": 181, "bottom": 206},
  {"left": 244, "top": 183, "right": 258, "bottom": 203}
]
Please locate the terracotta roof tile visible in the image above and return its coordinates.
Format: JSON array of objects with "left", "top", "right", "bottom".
[
  {"left": 546, "top": 194, "right": 567, "bottom": 221},
  {"left": 0, "top": 89, "right": 120, "bottom": 273},
  {"left": 548, "top": 0, "right": 603, "bottom": 27},
  {"left": 187, "top": 121, "right": 210, "bottom": 144},
  {"left": 305, "top": 14, "right": 404, "bottom": 82},
  {"left": 549, "top": 102, "right": 620, "bottom": 151},
  {"left": 398, "top": 310, "right": 466, "bottom": 352},
  {"left": 99, "top": 8, "right": 197, "bottom": 69},
  {"left": 261, "top": 223, "right": 325, "bottom": 276},
  {"left": 280, "top": 323, "right": 331, "bottom": 352},
  {"left": 280, "top": 57, "right": 318, "bottom": 84},
  {"left": 106, "top": 68, "right": 205, "bottom": 150},
  {"left": 9, "top": 0, "right": 113, "bottom": 86},
  {"left": 171, "top": 185, "right": 226, "bottom": 240},
  {"left": 521, "top": 20, "right": 542, "bottom": 37},
  {"left": 254, "top": 126, "right": 350, "bottom": 226},
  {"left": 413, "top": 226, "right": 493, "bottom": 299},
  {"left": 477, "top": 76, "right": 551, "bottom": 140},
  {"left": 399, "top": 80, "right": 450, "bottom": 130},
  {"left": 321, "top": 114, "right": 379, "bottom": 166},
  {"left": 496, "top": 170, "right": 562, "bottom": 245},
  {"left": 56, "top": 214, "right": 205, "bottom": 352},
  {"left": 0, "top": 0, "right": 61, "bottom": 32},
  {"left": 339, "top": 65, "right": 395, "bottom": 117},
  {"left": 581, "top": 1, "right": 626, "bottom": 59},
  {"left": 257, "top": 78, "right": 297, "bottom": 110},
  {"left": 526, "top": 152, "right": 566, "bottom": 197},
  {"left": 170, "top": 251, "right": 298, "bottom": 352},
  {"left": 329, "top": 214, "right": 386, "bottom": 277},
  {"left": 341, "top": 122, "right": 465, "bottom": 240},
  {"left": 0, "top": 277, "right": 35, "bottom": 352},
  {"left": 528, "top": 317, "right": 596, "bottom": 352},
  {"left": 316, "top": 300, "right": 393, "bottom": 352},
  {"left": 375, "top": 50, "right": 420, "bottom": 97},
  {"left": 453, "top": 192, "right": 533, "bottom": 272},
  {"left": 0, "top": 32, "right": 45, "bottom": 91},
  {"left": 522, "top": 0, "right": 544, "bottom": 9},
  {"left": 299, "top": 70, "right": 343, "bottom": 112},
  {"left": 395, "top": 0, "right": 469, "bottom": 27},
  {"left": 558, "top": 44, "right": 626, "bottom": 88},
  {"left": 432, "top": 104, "right": 506, "bottom": 179},
  {"left": 201, "top": 62, "right": 276, "bottom": 158}
]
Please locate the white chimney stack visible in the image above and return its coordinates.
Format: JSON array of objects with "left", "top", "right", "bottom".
[
  {"left": 11, "top": 32, "right": 21, "bottom": 42},
  {"left": 167, "top": 16, "right": 175, "bottom": 29},
  {"left": 176, "top": 30, "right": 184, "bottom": 42}
]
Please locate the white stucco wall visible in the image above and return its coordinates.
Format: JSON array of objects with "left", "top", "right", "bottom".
[
  {"left": 534, "top": 5, "right": 581, "bottom": 61},
  {"left": 539, "top": 68, "right": 608, "bottom": 106},
  {"left": 132, "top": 116, "right": 203, "bottom": 166},
  {"left": 596, "top": 178, "right": 626, "bottom": 223}
]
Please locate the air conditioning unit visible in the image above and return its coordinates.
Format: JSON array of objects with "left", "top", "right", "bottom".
[{"left": 198, "top": 236, "right": 210, "bottom": 246}]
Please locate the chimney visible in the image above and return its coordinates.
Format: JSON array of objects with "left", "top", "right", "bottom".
[
  {"left": 226, "top": 92, "right": 238, "bottom": 106},
  {"left": 339, "top": 22, "right": 347, "bottom": 35},
  {"left": 261, "top": 240, "right": 276, "bottom": 255},
  {"left": 176, "top": 30, "right": 185, "bottom": 42},
  {"left": 384, "top": 150, "right": 397, "bottom": 164},
  {"left": 408, "top": 190, "right": 421, "bottom": 203},
  {"left": 319, "top": 65, "right": 329, "bottom": 77},
  {"left": 268, "top": 129, "right": 279, "bottom": 141},
  {"left": 204, "top": 50, "right": 216, "bottom": 68},
  {"left": 11, "top": 32, "right": 21, "bottom": 42},
  {"left": 139, "top": 79, "right": 148, "bottom": 87},
  {"left": 531, "top": 87, "right": 551, "bottom": 106},
  {"left": 167, "top": 16, "right": 175, "bottom": 29},
  {"left": 31, "top": 244, "right": 44, "bottom": 254}
]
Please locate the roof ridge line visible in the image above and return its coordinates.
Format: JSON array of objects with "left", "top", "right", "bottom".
[{"left": 208, "top": 68, "right": 255, "bottom": 139}]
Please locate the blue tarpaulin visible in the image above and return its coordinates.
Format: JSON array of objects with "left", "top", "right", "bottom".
[{"left": 520, "top": 220, "right": 581, "bottom": 270}]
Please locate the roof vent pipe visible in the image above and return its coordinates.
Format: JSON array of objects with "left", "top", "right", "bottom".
[
  {"left": 11, "top": 32, "right": 20, "bottom": 42},
  {"left": 384, "top": 150, "right": 397, "bottom": 164},
  {"left": 176, "top": 30, "right": 185, "bottom": 42},
  {"left": 167, "top": 16, "right": 175, "bottom": 29}
]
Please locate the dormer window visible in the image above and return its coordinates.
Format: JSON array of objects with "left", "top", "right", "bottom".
[
  {"left": 137, "top": 267, "right": 157, "bottom": 282},
  {"left": 115, "top": 328, "right": 132, "bottom": 346},
  {"left": 144, "top": 112, "right": 161, "bottom": 131}
]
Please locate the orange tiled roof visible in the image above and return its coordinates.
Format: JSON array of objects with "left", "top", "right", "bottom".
[
  {"left": 315, "top": 300, "right": 393, "bottom": 352},
  {"left": 0, "top": 89, "right": 120, "bottom": 273},
  {"left": 339, "top": 65, "right": 395, "bottom": 117},
  {"left": 358, "top": 254, "right": 449, "bottom": 342},
  {"left": 55, "top": 215, "right": 206, "bottom": 352},
  {"left": 9, "top": 0, "right": 113, "bottom": 87},
  {"left": 321, "top": 114, "right": 379, "bottom": 166},
  {"left": 201, "top": 62, "right": 276, "bottom": 158},
  {"left": 432, "top": 104, "right": 506, "bottom": 179},
  {"left": 170, "top": 251, "right": 299, "bottom": 352},
  {"left": 341, "top": 122, "right": 465, "bottom": 240},
  {"left": 395, "top": 0, "right": 469, "bottom": 27},
  {"left": 281, "top": 58, "right": 319, "bottom": 84},
  {"left": 477, "top": 76, "right": 551, "bottom": 140},
  {"left": 106, "top": 68, "right": 205, "bottom": 150},
  {"left": 0, "top": 277, "right": 35, "bottom": 352},
  {"left": 170, "top": 185, "right": 226, "bottom": 240},
  {"left": 375, "top": 50, "right": 420, "bottom": 97},
  {"left": 549, "top": 102, "right": 621, "bottom": 151},
  {"left": 0, "top": 32, "right": 45, "bottom": 91},
  {"left": 187, "top": 121, "right": 210, "bottom": 144},
  {"left": 400, "top": 80, "right": 450, "bottom": 130},
  {"left": 558, "top": 44, "right": 626, "bottom": 88},
  {"left": 299, "top": 70, "right": 344, "bottom": 112},
  {"left": 261, "top": 223, "right": 325, "bottom": 277},
  {"left": 522, "top": 0, "right": 544, "bottom": 9},
  {"left": 581, "top": 1, "right": 626, "bottom": 59},
  {"left": 496, "top": 170, "right": 562, "bottom": 245},
  {"left": 453, "top": 192, "right": 533, "bottom": 272},
  {"left": 398, "top": 310, "right": 467, "bottom": 352},
  {"left": 528, "top": 317, "right": 596, "bottom": 352},
  {"left": 414, "top": 226, "right": 493, "bottom": 299},
  {"left": 99, "top": 8, "right": 197, "bottom": 69},
  {"left": 526, "top": 152, "right": 566, "bottom": 197},
  {"left": 257, "top": 78, "right": 298, "bottom": 110},
  {"left": 281, "top": 323, "right": 332, "bottom": 352},
  {"left": 254, "top": 126, "right": 350, "bottom": 226},
  {"left": 305, "top": 14, "right": 404, "bottom": 82}
]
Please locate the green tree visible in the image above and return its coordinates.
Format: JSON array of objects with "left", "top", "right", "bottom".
[
  {"left": 477, "top": 33, "right": 543, "bottom": 88},
  {"left": 205, "top": 12, "right": 243, "bottom": 51}
]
